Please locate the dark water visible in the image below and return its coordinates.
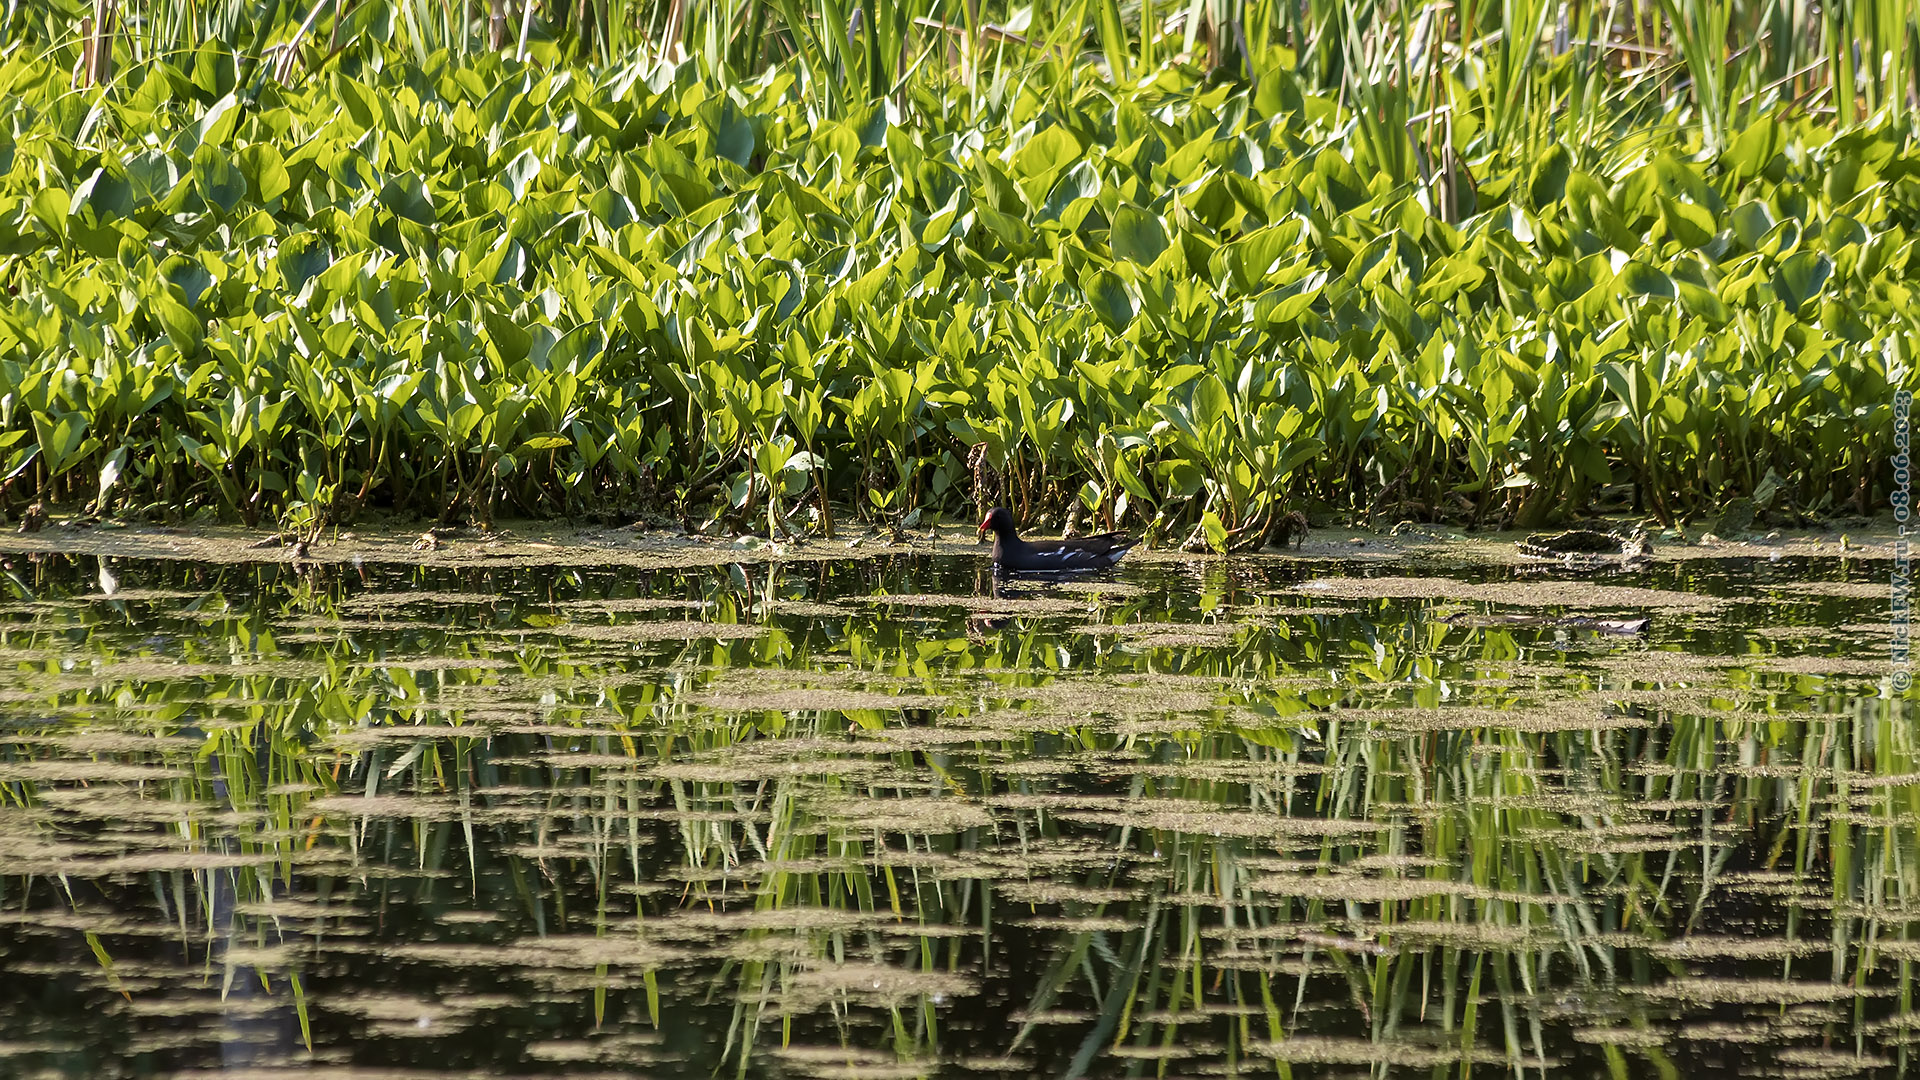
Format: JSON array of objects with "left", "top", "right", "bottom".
[{"left": 0, "top": 549, "right": 1907, "bottom": 1079}]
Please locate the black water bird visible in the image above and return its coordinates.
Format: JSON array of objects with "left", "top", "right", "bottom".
[{"left": 976, "top": 506, "right": 1135, "bottom": 573}]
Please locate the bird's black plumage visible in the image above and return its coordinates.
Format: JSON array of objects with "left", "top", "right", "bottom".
[{"left": 977, "top": 507, "right": 1135, "bottom": 573}]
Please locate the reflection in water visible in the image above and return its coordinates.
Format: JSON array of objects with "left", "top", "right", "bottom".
[{"left": 0, "top": 549, "right": 1908, "bottom": 1077}]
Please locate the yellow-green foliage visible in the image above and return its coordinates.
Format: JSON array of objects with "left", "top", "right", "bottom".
[{"left": 0, "top": 38, "right": 1914, "bottom": 537}]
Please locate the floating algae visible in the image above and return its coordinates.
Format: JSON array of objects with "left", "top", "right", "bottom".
[
  {"left": 546, "top": 619, "right": 769, "bottom": 642},
  {"left": 683, "top": 688, "right": 949, "bottom": 713},
  {"left": 1356, "top": 704, "right": 1654, "bottom": 734},
  {"left": 338, "top": 590, "right": 508, "bottom": 612},
  {"left": 551, "top": 597, "right": 713, "bottom": 613},
  {"left": 1291, "top": 575, "right": 1724, "bottom": 610},
  {"left": 1571, "top": 1026, "right": 1669, "bottom": 1047},
  {"left": 1629, "top": 978, "right": 1878, "bottom": 1004},
  {"left": 1251, "top": 1035, "right": 1504, "bottom": 1067},
  {"left": 863, "top": 591, "right": 1096, "bottom": 615},
  {"left": 1771, "top": 580, "right": 1895, "bottom": 600},
  {"left": 778, "top": 962, "right": 978, "bottom": 1009},
  {"left": 1249, "top": 873, "right": 1486, "bottom": 903}
]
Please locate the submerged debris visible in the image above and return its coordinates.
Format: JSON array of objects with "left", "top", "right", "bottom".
[{"left": 1516, "top": 527, "right": 1653, "bottom": 568}]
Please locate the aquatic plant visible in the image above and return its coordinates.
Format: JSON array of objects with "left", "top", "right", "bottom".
[{"left": 1, "top": 8, "right": 1916, "bottom": 541}]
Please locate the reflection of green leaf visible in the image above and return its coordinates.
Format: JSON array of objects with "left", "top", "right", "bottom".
[
  {"left": 84, "top": 932, "right": 129, "bottom": 1001},
  {"left": 289, "top": 972, "right": 312, "bottom": 1052}
]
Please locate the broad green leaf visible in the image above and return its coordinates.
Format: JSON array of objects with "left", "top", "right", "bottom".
[
  {"left": 197, "top": 93, "right": 242, "bottom": 146},
  {"left": 30, "top": 188, "right": 69, "bottom": 239},
  {"left": 1528, "top": 144, "right": 1571, "bottom": 207},
  {"left": 1039, "top": 160, "right": 1102, "bottom": 222},
  {"left": 715, "top": 110, "right": 755, "bottom": 167},
  {"left": 1729, "top": 201, "right": 1775, "bottom": 250},
  {"left": 1616, "top": 259, "right": 1674, "bottom": 300},
  {"left": 1110, "top": 205, "right": 1169, "bottom": 265},
  {"left": 278, "top": 234, "right": 332, "bottom": 292},
  {"left": 191, "top": 144, "right": 248, "bottom": 214},
  {"left": 378, "top": 172, "right": 437, "bottom": 227},
  {"left": 1313, "top": 150, "right": 1369, "bottom": 215},
  {"left": 1200, "top": 511, "right": 1229, "bottom": 554},
  {"left": 1659, "top": 197, "right": 1717, "bottom": 248},
  {"left": 1723, "top": 116, "right": 1781, "bottom": 180},
  {"left": 1014, "top": 125, "right": 1081, "bottom": 181},
  {"left": 152, "top": 291, "right": 204, "bottom": 354},
  {"left": 1675, "top": 279, "right": 1728, "bottom": 322},
  {"left": 238, "top": 144, "right": 290, "bottom": 204},
  {"left": 73, "top": 167, "right": 132, "bottom": 223},
  {"left": 1082, "top": 269, "right": 1132, "bottom": 330},
  {"left": 504, "top": 149, "right": 542, "bottom": 201},
  {"left": 1772, "top": 250, "right": 1831, "bottom": 312}
]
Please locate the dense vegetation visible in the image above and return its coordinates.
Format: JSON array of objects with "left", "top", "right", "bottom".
[{"left": 3, "top": 2, "right": 1917, "bottom": 545}]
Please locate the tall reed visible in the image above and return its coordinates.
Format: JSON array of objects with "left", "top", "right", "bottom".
[{"left": 11, "top": 0, "right": 1917, "bottom": 134}]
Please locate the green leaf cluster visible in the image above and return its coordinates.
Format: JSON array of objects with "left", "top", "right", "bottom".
[{"left": 0, "top": 46, "right": 1915, "bottom": 536}]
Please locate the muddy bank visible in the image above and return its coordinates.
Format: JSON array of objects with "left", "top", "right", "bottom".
[{"left": 0, "top": 515, "right": 1897, "bottom": 571}]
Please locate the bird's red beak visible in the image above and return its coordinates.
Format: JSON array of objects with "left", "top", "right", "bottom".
[{"left": 977, "top": 516, "right": 990, "bottom": 542}]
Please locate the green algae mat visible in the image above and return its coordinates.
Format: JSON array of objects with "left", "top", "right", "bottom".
[{"left": 0, "top": 544, "right": 1909, "bottom": 1077}]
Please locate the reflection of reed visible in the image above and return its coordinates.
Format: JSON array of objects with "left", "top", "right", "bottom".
[{"left": 0, "top": 555, "right": 1909, "bottom": 1076}]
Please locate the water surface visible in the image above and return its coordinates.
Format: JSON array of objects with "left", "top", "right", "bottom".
[{"left": 0, "top": 549, "right": 1907, "bottom": 1078}]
